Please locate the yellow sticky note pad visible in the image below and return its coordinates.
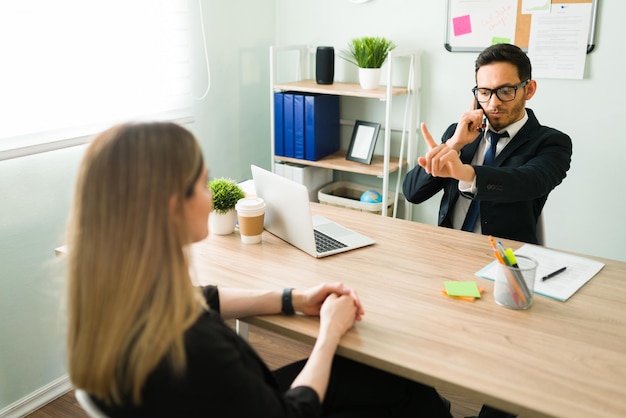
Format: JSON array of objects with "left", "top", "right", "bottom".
[{"left": 444, "top": 281, "right": 482, "bottom": 298}]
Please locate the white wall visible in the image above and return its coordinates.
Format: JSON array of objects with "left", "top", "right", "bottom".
[
  {"left": 0, "top": 145, "right": 83, "bottom": 412},
  {"left": 275, "top": 0, "right": 626, "bottom": 262},
  {"left": 0, "top": 0, "right": 275, "bottom": 413},
  {"left": 190, "top": 0, "right": 275, "bottom": 180}
]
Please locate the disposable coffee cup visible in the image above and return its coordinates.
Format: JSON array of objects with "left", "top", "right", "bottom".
[
  {"left": 235, "top": 197, "right": 265, "bottom": 244},
  {"left": 494, "top": 255, "right": 537, "bottom": 310}
]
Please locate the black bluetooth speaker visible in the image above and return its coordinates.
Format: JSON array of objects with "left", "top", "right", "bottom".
[{"left": 316, "top": 46, "right": 335, "bottom": 85}]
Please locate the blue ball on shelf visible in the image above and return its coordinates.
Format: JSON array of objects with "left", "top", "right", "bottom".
[{"left": 360, "top": 190, "right": 383, "bottom": 204}]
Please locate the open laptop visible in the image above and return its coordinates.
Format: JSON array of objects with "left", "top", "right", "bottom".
[{"left": 251, "top": 165, "right": 375, "bottom": 258}]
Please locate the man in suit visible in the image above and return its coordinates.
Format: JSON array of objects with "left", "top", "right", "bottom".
[{"left": 403, "top": 43, "right": 572, "bottom": 245}]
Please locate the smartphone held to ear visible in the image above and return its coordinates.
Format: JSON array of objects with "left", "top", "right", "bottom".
[{"left": 475, "top": 100, "right": 486, "bottom": 132}]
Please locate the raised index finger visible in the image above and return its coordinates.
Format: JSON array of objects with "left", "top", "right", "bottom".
[{"left": 420, "top": 122, "right": 437, "bottom": 150}]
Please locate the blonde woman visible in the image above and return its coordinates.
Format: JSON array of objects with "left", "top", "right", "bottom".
[{"left": 66, "top": 121, "right": 451, "bottom": 417}]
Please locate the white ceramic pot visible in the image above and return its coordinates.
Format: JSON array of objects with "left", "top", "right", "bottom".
[
  {"left": 358, "top": 67, "right": 381, "bottom": 90},
  {"left": 209, "top": 209, "right": 237, "bottom": 235}
]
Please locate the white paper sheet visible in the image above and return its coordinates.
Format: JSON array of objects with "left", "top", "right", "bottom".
[
  {"left": 476, "top": 244, "right": 605, "bottom": 301},
  {"left": 527, "top": 3, "right": 592, "bottom": 79}
]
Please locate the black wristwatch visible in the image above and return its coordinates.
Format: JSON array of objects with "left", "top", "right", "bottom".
[{"left": 281, "top": 288, "right": 295, "bottom": 315}]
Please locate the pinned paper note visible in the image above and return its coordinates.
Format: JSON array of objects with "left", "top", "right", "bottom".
[
  {"left": 491, "top": 36, "right": 511, "bottom": 45},
  {"left": 453, "top": 14, "right": 472, "bottom": 36}
]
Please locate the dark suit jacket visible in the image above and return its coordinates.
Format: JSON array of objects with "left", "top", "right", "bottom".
[{"left": 403, "top": 108, "right": 572, "bottom": 244}]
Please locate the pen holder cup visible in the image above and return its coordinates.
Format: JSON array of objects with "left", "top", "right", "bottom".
[{"left": 494, "top": 255, "right": 537, "bottom": 310}]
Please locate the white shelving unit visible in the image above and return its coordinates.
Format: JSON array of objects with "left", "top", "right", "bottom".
[{"left": 269, "top": 45, "right": 421, "bottom": 218}]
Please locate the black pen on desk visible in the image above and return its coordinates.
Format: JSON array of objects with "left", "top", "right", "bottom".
[{"left": 542, "top": 266, "right": 567, "bottom": 281}]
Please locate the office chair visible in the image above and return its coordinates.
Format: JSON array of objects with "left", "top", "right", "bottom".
[
  {"left": 75, "top": 389, "right": 109, "bottom": 418},
  {"left": 537, "top": 213, "right": 546, "bottom": 246}
]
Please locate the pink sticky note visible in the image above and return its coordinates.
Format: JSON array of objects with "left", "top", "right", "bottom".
[{"left": 453, "top": 14, "right": 472, "bottom": 37}]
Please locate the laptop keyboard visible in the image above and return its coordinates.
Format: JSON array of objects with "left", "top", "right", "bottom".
[{"left": 314, "top": 229, "right": 348, "bottom": 253}]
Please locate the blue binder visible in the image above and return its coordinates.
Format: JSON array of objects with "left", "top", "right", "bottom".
[
  {"left": 274, "top": 92, "right": 284, "bottom": 156},
  {"left": 304, "top": 94, "right": 340, "bottom": 161},
  {"left": 283, "top": 92, "right": 295, "bottom": 158},
  {"left": 293, "top": 94, "right": 306, "bottom": 159}
]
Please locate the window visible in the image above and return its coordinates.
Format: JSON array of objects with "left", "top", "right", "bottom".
[{"left": 0, "top": 0, "right": 193, "bottom": 159}]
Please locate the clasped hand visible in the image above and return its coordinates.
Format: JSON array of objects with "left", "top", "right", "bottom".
[
  {"left": 298, "top": 282, "right": 364, "bottom": 320},
  {"left": 298, "top": 282, "right": 364, "bottom": 338}
]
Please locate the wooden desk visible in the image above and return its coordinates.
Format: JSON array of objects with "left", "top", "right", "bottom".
[{"left": 191, "top": 203, "right": 625, "bottom": 418}]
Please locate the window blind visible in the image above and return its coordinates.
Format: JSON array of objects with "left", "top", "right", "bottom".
[{"left": 0, "top": 0, "right": 193, "bottom": 160}]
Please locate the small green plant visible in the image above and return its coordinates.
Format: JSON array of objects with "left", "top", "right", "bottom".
[
  {"left": 341, "top": 36, "right": 396, "bottom": 69},
  {"left": 208, "top": 177, "right": 245, "bottom": 214}
]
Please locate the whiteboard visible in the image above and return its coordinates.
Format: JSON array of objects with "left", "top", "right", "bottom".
[{"left": 445, "top": 0, "right": 598, "bottom": 53}]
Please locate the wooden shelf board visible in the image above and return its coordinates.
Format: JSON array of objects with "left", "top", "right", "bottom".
[
  {"left": 273, "top": 80, "right": 408, "bottom": 99},
  {"left": 274, "top": 150, "right": 405, "bottom": 177}
]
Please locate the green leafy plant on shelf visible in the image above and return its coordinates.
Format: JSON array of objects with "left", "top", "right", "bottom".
[
  {"left": 341, "top": 36, "right": 396, "bottom": 69},
  {"left": 208, "top": 177, "right": 245, "bottom": 214}
]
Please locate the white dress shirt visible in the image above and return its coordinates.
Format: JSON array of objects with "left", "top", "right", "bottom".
[{"left": 451, "top": 111, "right": 529, "bottom": 232}]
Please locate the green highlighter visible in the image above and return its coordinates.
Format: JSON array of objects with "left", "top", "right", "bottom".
[
  {"left": 504, "top": 248, "right": 533, "bottom": 300},
  {"left": 505, "top": 248, "right": 519, "bottom": 267}
]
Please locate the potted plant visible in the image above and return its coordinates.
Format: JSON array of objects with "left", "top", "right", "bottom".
[
  {"left": 340, "top": 36, "right": 396, "bottom": 90},
  {"left": 208, "top": 177, "right": 245, "bottom": 235}
]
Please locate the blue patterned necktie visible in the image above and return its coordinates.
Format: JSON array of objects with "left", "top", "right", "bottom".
[{"left": 461, "top": 130, "right": 509, "bottom": 232}]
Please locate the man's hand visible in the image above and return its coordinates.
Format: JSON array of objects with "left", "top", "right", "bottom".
[
  {"left": 445, "top": 100, "right": 485, "bottom": 152},
  {"left": 417, "top": 122, "right": 476, "bottom": 183}
]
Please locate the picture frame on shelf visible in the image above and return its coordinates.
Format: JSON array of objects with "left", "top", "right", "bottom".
[{"left": 346, "top": 120, "right": 380, "bottom": 165}]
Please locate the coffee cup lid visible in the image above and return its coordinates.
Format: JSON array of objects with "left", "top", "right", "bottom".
[{"left": 236, "top": 197, "right": 265, "bottom": 211}]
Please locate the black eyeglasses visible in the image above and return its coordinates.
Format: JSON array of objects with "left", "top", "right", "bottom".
[{"left": 472, "top": 79, "right": 530, "bottom": 103}]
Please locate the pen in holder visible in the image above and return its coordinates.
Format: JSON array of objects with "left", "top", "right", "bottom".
[
  {"left": 494, "top": 255, "right": 537, "bottom": 309},
  {"left": 488, "top": 236, "right": 536, "bottom": 309}
]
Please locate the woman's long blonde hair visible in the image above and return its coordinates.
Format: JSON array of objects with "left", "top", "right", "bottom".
[{"left": 66, "top": 122, "right": 206, "bottom": 405}]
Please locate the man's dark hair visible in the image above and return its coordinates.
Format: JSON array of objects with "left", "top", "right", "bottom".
[{"left": 475, "top": 43, "right": 532, "bottom": 82}]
